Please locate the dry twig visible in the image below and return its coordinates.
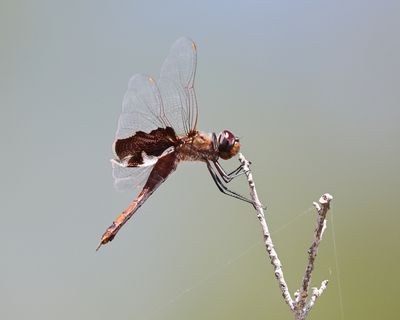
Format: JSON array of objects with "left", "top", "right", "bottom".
[{"left": 238, "top": 153, "right": 333, "bottom": 319}]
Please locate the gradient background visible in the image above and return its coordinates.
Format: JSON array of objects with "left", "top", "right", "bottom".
[{"left": 1, "top": 1, "right": 399, "bottom": 319}]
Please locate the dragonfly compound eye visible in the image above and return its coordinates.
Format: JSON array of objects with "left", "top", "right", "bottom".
[{"left": 218, "top": 130, "right": 240, "bottom": 160}]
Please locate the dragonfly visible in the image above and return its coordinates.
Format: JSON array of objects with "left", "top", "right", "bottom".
[{"left": 97, "top": 37, "right": 253, "bottom": 251}]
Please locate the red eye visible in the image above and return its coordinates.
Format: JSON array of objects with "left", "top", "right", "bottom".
[
  {"left": 218, "top": 130, "right": 240, "bottom": 160},
  {"left": 218, "top": 130, "right": 234, "bottom": 146}
]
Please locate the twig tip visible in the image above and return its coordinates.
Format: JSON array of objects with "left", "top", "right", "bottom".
[{"left": 319, "top": 193, "right": 333, "bottom": 204}]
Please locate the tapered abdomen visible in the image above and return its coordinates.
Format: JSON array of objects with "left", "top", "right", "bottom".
[{"left": 97, "top": 152, "right": 179, "bottom": 250}]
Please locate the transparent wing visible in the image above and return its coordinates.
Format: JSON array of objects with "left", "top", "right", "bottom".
[
  {"left": 116, "top": 37, "right": 198, "bottom": 139},
  {"left": 112, "top": 161, "right": 154, "bottom": 192},
  {"left": 159, "top": 37, "right": 198, "bottom": 134},
  {"left": 116, "top": 74, "right": 166, "bottom": 139}
]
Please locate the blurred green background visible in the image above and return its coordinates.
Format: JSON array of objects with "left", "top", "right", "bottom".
[{"left": 1, "top": 1, "right": 399, "bottom": 319}]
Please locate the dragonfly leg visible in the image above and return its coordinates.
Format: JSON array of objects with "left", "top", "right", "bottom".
[
  {"left": 213, "top": 160, "right": 245, "bottom": 183},
  {"left": 206, "top": 160, "right": 256, "bottom": 207}
]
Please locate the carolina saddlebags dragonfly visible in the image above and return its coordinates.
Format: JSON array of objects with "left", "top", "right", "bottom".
[{"left": 97, "top": 37, "right": 253, "bottom": 250}]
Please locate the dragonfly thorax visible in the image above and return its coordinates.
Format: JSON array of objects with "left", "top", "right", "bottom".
[{"left": 176, "top": 131, "right": 219, "bottom": 162}]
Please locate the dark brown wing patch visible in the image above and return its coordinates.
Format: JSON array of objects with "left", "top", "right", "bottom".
[{"left": 113, "top": 127, "right": 178, "bottom": 166}]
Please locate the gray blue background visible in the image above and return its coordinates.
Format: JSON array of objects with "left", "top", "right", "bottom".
[{"left": 1, "top": 1, "right": 399, "bottom": 319}]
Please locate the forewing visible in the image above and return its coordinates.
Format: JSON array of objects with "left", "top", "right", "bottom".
[
  {"left": 116, "top": 74, "right": 166, "bottom": 139},
  {"left": 159, "top": 37, "right": 198, "bottom": 134},
  {"left": 116, "top": 38, "right": 198, "bottom": 139}
]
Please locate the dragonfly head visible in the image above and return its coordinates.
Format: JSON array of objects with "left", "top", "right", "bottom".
[{"left": 217, "top": 130, "right": 240, "bottom": 160}]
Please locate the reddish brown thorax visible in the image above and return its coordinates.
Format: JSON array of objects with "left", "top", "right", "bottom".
[{"left": 176, "top": 131, "right": 216, "bottom": 162}]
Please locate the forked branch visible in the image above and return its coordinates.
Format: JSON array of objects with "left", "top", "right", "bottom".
[{"left": 238, "top": 153, "right": 333, "bottom": 319}]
